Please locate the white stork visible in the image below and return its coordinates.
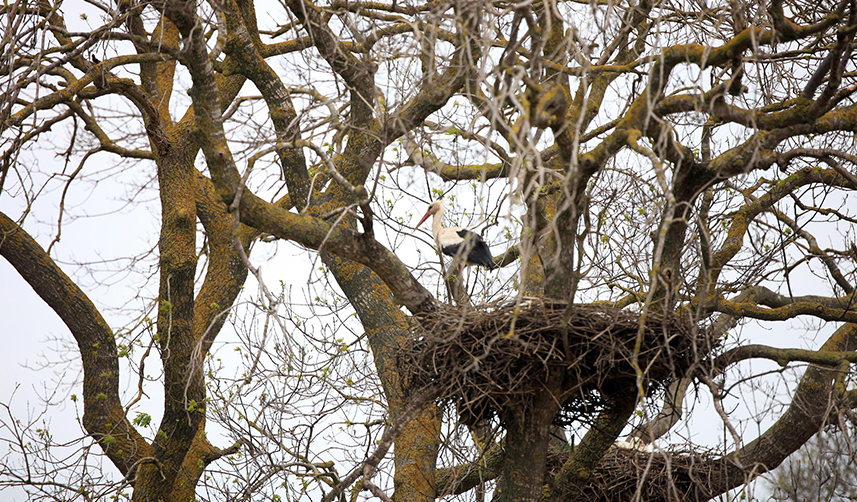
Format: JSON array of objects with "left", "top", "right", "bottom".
[{"left": 416, "top": 201, "right": 497, "bottom": 269}]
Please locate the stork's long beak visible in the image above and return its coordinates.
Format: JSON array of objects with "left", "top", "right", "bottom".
[{"left": 416, "top": 211, "right": 432, "bottom": 228}]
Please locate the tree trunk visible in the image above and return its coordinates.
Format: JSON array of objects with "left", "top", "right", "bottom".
[{"left": 495, "top": 374, "right": 563, "bottom": 502}]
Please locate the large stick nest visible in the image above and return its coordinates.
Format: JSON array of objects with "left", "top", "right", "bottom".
[
  {"left": 551, "top": 447, "right": 741, "bottom": 501},
  {"left": 406, "top": 298, "right": 705, "bottom": 422}
]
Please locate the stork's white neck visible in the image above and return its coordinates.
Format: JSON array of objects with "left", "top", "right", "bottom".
[{"left": 431, "top": 205, "right": 444, "bottom": 241}]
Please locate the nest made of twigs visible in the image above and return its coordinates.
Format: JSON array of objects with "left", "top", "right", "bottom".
[
  {"left": 549, "top": 446, "right": 740, "bottom": 502},
  {"left": 404, "top": 298, "right": 704, "bottom": 422}
]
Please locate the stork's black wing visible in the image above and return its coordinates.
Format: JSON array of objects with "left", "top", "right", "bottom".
[{"left": 449, "top": 229, "right": 497, "bottom": 269}]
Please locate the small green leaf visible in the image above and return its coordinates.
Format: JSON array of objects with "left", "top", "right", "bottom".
[{"left": 133, "top": 412, "right": 152, "bottom": 428}]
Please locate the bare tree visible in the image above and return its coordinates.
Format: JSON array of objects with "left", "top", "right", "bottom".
[{"left": 2, "top": 0, "right": 857, "bottom": 500}]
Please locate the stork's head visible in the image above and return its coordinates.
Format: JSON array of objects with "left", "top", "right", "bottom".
[{"left": 416, "top": 201, "right": 443, "bottom": 227}]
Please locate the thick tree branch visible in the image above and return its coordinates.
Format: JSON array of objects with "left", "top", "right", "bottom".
[
  {"left": 554, "top": 396, "right": 637, "bottom": 500},
  {"left": 435, "top": 441, "right": 504, "bottom": 496},
  {"left": 0, "top": 211, "right": 153, "bottom": 476},
  {"left": 705, "top": 323, "right": 857, "bottom": 496},
  {"left": 194, "top": 172, "right": 254, "bottom": 353},
  {"left": 712, "top": 344, "right": 857, "bottom": 371},
  {"left": 715, "top": 291, "right": 857, "bottom": 323},
  {"left": 219, "top": 0, "right": 311, "bottom": 204}
]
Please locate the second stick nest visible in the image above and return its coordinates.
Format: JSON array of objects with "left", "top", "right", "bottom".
[{"left": 407, "top": 298, "right": 705, "bottom": 423}]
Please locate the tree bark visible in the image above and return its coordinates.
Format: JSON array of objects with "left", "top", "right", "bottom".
[
  {"left": 495, "top": 373, "right": 564, "bottom": 502},
  {"left": 0, "top": 211, "right": 152, "bottom": 475}
]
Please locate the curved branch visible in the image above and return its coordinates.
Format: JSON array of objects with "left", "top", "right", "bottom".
[
  {"left": 219, "top": 0, "right": 311, "bottom": 205},
  {"left": 384, "top": 8, "right": 482, "bottom": 142},
  {"left": 66, "top": 101, "right": 154, "bottom": 159},
  {"left": 238, "top": 191, "right": 437, "bottom": 313},
  {"left": 715, "top": 293, "right": 857, "bottom": 323},
  {"left": 2, "top": 54, "right": 172, "bottom": 136},
  {"left": 706, "top": 167, "right": 855, "bottom": 296},
  {"left": 0, "top": 211, "right": 153, "bottom": 476},
  {"left": 705, "top": 322, "right": 857, "bottom": 496},
  {"left": 769, "top": 206, "right": 855, "bottom": 295},
  {"left": 321, "top": 388, "right": 439, "bottom": 502},
  {"left": 626, "top": 376, "right": 691, "bottom": 445},
  {"left": 401, "top": 135, "right": 509, "bottom": 181},
  {"left": 713, "top": 344, "right": 857, "bottom": 372}
]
